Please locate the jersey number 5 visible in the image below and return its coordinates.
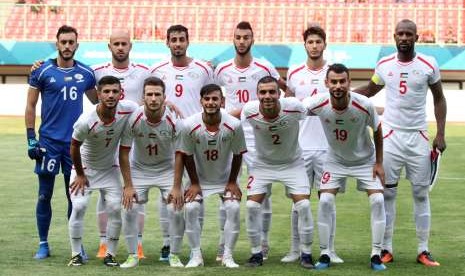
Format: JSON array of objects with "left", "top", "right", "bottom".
[{"left": 399, "top": 80, "right": 407, "bottom": 94}]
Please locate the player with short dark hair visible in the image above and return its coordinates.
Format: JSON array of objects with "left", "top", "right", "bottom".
[
  {"left": 303, "top": 64, "right": 386, "bottom": 271},
  {"left": 170, "top": 83, "right": 247, "bottom": 268},
  {"left": 25, "top": 24, "right": 97, "bottom": 260},
  {"left": 67, "top": 76, "right": 137, "bottom": 267}
]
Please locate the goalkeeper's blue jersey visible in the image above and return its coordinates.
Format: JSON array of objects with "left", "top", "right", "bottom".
[{"left": 29, "top": 59, "right": 96, "bottom": 143}]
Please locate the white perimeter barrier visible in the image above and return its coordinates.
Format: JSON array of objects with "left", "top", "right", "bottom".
[{"left": 0, "top": 84, "right": 463, "bottom": 122}]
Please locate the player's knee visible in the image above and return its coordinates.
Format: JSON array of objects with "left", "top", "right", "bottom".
[
  {"left": 319, "top": 193, "right": 335, "bottom": 211},
  {"left": 184, "top": 201, "right": 201, "bottom": 216},
  {"left": 224, "top": 200, "right": 240, "bottom": 213},
  {"left": 369, "top": 192, "right": 384, "bottom": 208},
  {"left": 246, "top": 199, "right": 261, "bottom": 210},
  {"left": 38, "top": 192, "right": 52, "bottom": 203},
  {"left": 71, "top": 199, "right": 87, "bottom": 214},
  {"left": 412, "top": 185, "right": 429, "bottom": 202},
  {"left": 383, "top": 186, "right": 397, "bottom": 201},
  {"left": 106, "top": 200, "right": 122, "bottom": 216},
  {"left": 294, "top": 198, "right": 310, "bottom": 212}
]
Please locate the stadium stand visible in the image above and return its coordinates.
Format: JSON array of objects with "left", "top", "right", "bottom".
[{"left": 0, "top": 0, "right": 463, "bottom": 44}]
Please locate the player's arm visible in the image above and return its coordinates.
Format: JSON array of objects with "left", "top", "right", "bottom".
[
  {"left": 225, "top": 154, "right": 243, "bottom": 200},
  {"left": 277, "top": 77, "right": 287, "bottom": 92},
  {"left": 429, "top": 80, "right": 447, "bottom": 152},
  {"left": 119, "top": 146, "right": 138, "bottom": 210},
  {"left": 373, "top": 123, "right": 385, "bottom": 186},
  {"left": 30, "top": 60, "right": 44, "bottom": 73},
  {"left": 353, "top": 79, "right": 384, "bottom": 98},
  {"left": 69, "top": 139, "right": 89, "bottom": 195},
  {"left": 85, "top": 88, "right": 98, "bottom": 104},
  {"left": 284, "top": 87, "right": 295, "bottom": 97},
  {"left": 169, "top": 151, "right": 185, "bottom": 210},
  {"left": 183, "top": 154, "right": 201, "bottom": 202},
  {"left": 25, "top": 87, "right": 45, "bottom": 160}
]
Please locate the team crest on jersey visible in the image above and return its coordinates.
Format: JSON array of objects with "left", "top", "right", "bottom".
[
  {"left": 324, "top": 118, "right": 331, "bottom": 124},
  {"left": 49, "top": 77, "right": 56, "bottom": 83},
  {"left": 74, "top": 73, "right": 84, "bottom": 83},
  {"left": 350, "top": 117, "right": 358, "bottom": 123},
  {"left": 159, "top": 130, "right": 171, "bottom": 137},
  {"left": 188, "top": 72, "right": 200, "bottom": 79},
  {"left": 227, "top": 76, "right": 233, "bottom": 83},
  {"left": 251, "top": 73, "right": 261, "bottom": 81},
  {"left": 412, "top": 70, "right": 422, "bottom": 76}
]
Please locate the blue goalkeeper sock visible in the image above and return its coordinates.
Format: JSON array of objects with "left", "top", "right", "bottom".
[{"left": 36, "top": 174, "right": 55, "bottom": 242}]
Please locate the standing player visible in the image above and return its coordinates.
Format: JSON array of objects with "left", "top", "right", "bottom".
[
  {"left": 151, "top": 24, "right": 214, "bottom": 260},
  {"left": 171, "top": 83, "right": 247, "bottom": 268},
  {"left": 67, "top": 76, "right": 137, "bottom": 266},
  {"left": 25, "top": 25, "right": 97, "bottom": 259},
  {"left": 92, "top": 30, "right": 151, "bottom": 260},
  {"left": 242, "top": 76, "right": 314, "bottom": 269},
  {"left": 214, "top": 21, "right": 283, "bottom": 260},
  {"left": 151, "top": 24, "right": 214, "bottom": 117},
  {"left": 118, "top": 77, "right": 182, "bottom": 268},
  {"left": 303, "top": 64, "right": 386, "bottom": 271},
  {"left": 283, "top": 26, "right": 343, "bottom": 264},
  {"left": 355, "top": 19, "right": 447, "bottom": 266}
]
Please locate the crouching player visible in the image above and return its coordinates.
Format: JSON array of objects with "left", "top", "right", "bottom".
[
  {"left": 118, "top": 77, "right": 183, "bottom": 268},
  {"left": 68, "top": 76, "right": 137, "bottom": 266},
  {"left": 170, "top": 84, "right": 247, "bottom": 268}
]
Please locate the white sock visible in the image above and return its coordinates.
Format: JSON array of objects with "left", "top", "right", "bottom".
[
  {"left": 69, "top": 195, "right": 89, "bottom": 255},
  {"left": 123, "top": 204, "right": 138, "bottom": 254},
  {"left": 383, "top": 187, "right": 397, "bottom": 253},
  {"left": 223, "top": 200, "right": 240, "bottom": 258},
  {"left": 369, "top": 193, "right": 386, "bottom": 257},
  {"left": 329, "top": 204, "right": 337, "bottom": 252},
  {"left": 246, "top": 200, "right": 262, "bottom": 254},
  {"left": 294, "top": 199, "right": 313, "bottom": 254},
  {"left": 318, "top": 193, "right": 335, "bottom": 256},
  {"left": 105, "top": 200, "right": 122, "bottom": 256},
  {"left": 137, "top": 204, "right": 145, "bottom": 244},
  {"left": 290, "top": 203, "right": 300, "bottom": 253},
  {"left": 218, "top": 199, "right": 226, "bottom": 247},
  {"left": 167, "top": 203, "right": 184, "bottom": 254},
  {"left": 96, "top": 192, "right": 107, "bottom": 244},
  {"left": 185, "top": 201, "right": 202, "bottom": 251},
  {"left": 199, "top": 201, "right": 205, "bottom": 232},
  {"left": 261, "top": 197, "right": 272, "bottom": 245},
  {"left": 158, "top": 197, "right": 170, "bottom": 246},
  {"left": 412, "top": 185, "right": 431, "bottom": 254}
]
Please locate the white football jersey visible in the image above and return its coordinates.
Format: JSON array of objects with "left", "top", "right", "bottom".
[
  {"left": 92, "top": 62, "right": 151, "bottom": 104},
  {"left": 214, "top": 57, "right": 281, "bottom": 112},
  {"left": 242, "top": 97, "right": 306, "bottom": 166},
  {"left": 287, "top": 62, "right": 329, "bottom": 150},
  {"left": 72, "top": 100, "right": 138, "bottom": 170},
  {"left": 151, "top": 59, "right": 214, "bottom": 117},
  {"left": 178, "top": 110, "right": 247, "bottom": 185},
  {"left": 303, "top": 92, "right": 380, "bottom": 165},
  {"left": 122, "top": 106, "right": 178, "bottom": 174},
  {"left": 373, "top": 53, "right": 440, "bottom": 131}
]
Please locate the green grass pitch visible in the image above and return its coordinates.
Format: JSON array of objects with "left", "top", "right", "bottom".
[{"left": 1, "top": 116, "right": 464, "bottom": 275}]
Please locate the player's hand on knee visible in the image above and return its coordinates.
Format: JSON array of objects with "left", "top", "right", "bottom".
[
  {"left": 70, "top": 175, "right": 89, "bottom": 195},
  {"left": 225, "top": 182, "right": 242, "bottom": 201},
  {"left": 122, "top": 186, "right": 138, "bottom": 210},
  {"left": 184, "top": 184, "right": 201, "bottom": 203},
  {"left": 169, "top": 187, "right": 184, "bottom": 210}
]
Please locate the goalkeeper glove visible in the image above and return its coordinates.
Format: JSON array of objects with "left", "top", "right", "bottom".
[{"left": 27, "top": 128, "right": 45, "bottom": 160}]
